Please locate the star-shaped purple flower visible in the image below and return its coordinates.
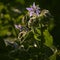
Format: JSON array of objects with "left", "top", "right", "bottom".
[{"left": 26, "top": 2, "right": 40, "bottom": 16}]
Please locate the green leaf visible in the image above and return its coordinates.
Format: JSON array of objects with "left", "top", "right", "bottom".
[
  {"left": 49, "top": 46, "right": 57, "bottom": 60},
  {"left": 43, "top": 30, "right": 53, "bottom": 47},
  {"left": 35, "top": 28, "right": 41, "bottom": 35},
  {"left": 49, "top": 53, "right": 56, "bottom": 60},
  {"left": 34, "top": 34, "right": 41, "bottom": 41}
]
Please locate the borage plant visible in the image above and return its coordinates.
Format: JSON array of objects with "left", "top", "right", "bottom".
[{"left": 7, "top": 2, "right": 56, "bottom": 60}]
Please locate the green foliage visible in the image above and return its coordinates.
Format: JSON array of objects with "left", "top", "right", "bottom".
[
  {"left": 49, "top": 53, "right": 56, "bottom": 60},
  {"left": 0, "top": 0, "right": 60, "bottom": 60},
  {"left": 16, "top": 0, "right": 25, "bottom": 4},
  {"left": 44, "top": 30, "right": 53, "bottom": 47}
]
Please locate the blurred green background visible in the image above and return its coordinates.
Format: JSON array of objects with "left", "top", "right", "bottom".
[{"left": 0, "top": 0, "right": 60, "bottom": 59}]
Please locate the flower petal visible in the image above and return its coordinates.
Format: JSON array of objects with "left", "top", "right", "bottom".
[
  {"left": 15, "top": 25, "right": 19, "bottom": 29},
  {"left": 36, "top": 5, "right": 40, "bottom": 9},
  {"left": 33, "top": 2, "right": 36, "bottom": 8},
  {"left": 26, "top": 8, "right": 33, "bottom": 11},
  {"left": 15, "top": 25, "right": 22, "bottom": 29},
  {"left": 30, "top": 11, "right": 34, "bottom": 16}
]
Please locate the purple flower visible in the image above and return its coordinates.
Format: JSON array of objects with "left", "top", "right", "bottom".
[
  {"left": 15, "top": 25, "right": 29, "bottom": 32},
  {"left": 26, "top": 2, "right": 40, "bottom": 16},
  {"left": 15, "top": 25, "right": 23, "bottom": 31}
]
